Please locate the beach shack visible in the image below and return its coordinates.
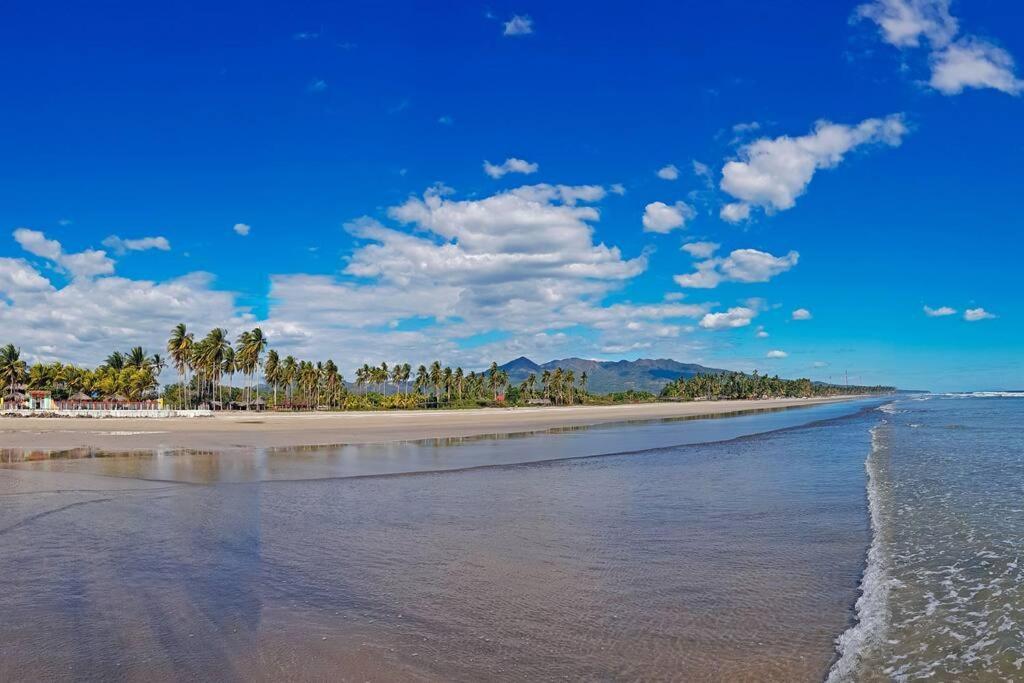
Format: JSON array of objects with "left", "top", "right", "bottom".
[
  {"left": 2, "top": 390, "right": 28, "bottom": 410},
  {"left": 27, "top": 390, "right": 55, "bottom": 411}
]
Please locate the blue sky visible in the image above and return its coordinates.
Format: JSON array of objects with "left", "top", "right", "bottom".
[{"left": 1, "top": 0, "right": 1021, "bottom": 391}]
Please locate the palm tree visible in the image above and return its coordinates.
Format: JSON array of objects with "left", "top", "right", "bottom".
[
  {"left": 454, "top": 367, "right": 464, "bottom": 401},
  {"left": 414, "top": 365, "right": 429, "bottom": 396},
  {"left": 0, "top": 344, "right": 26, "bottom": 397},
  {"left": 126, "top": 346, "right": 148, "bottom": 370},
  {"left": 167, "top": 323, "right": 194, "bottom": 408},
  {"left": 429, "top": 361, "right": 442, "bottom": 402},
  {"left": 579, "top": 371, "right": 588, "bottom": 397},
  {"left": 264, "top": 349, "right": 280, "bottom": 406},
  {"left": 199, "top": 328, "right": 229, "bottom": 407},
  {"left": 222, "top": 346, "right": 236, "bottom": 405},
  {"left": 282, "top": 355, "right": 298, "bottom": 406},
  {"left": 390, "top": 364, "right": 404, "bottom": 395},
  {"left": 487, "top": 361, "right": 501, "bottom": 400},
  {"left": 400, "top": 363, "right": 411, "bottom": 395},
  {"left": 241, "top": 328, "right": 267, "bottom": 407},
  {"left": 105, "top": 351, "right": 126, "bottom": 372}
]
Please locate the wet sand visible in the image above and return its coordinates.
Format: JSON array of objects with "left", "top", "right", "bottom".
[
  {"left": 0, "top": 404, "right": 876, "bottom": 681},
  {"left": 0, "top": 397, "right": 856, "bottom": 452}
]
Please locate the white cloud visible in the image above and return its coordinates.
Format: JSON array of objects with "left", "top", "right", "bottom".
[
  {"left": 719, "top": 115, "right": 907, "bottom": 220},
  {"left": 964, "top": 307, "right": 995, "bottom": 321},
  {"left": 233, "top": 223, "right": 251, "bottom": 236},
  {"left": 503, "top": 15, "right": 533, "bottom": 36},
  {"left": 721, "top": 249, "right": 799, "bottom": 282},
  {"left": 483, "top": 157, "right": 539, "bottom": 179},
  {"left": 813, "top": 361, "right": 829, "bottom": 368},
  {"left": 719, "top": 202, "right": 751, "bottom": 223},
  {"left": 733, "top": 121, "right": 761, "bottom": 134},
  {"left": 791, "top": 307, "right": 813, "bottom": 320},
  {"left": 656, "top": 164, "right": 680, "bottom": 180},
  {"left": 923, "top": 304, "right": 957, "bottom": 317},
  {"left": 102, "top": 235, "right": 171, "bottom": 255},
  {"left": 699, "top": 306, "right": 757, "bottom": 330},
  {"left": 0, "top": 183, "right": 723, "bottom": 372},
  {"left": 642, "top": 201, "right": 695, "bottom": 233},
  {"left": 930, "top": 39, "right": 1023, "bottom": 95},
  {"left": 766, "top": 349, "right": 788, "bottom": 359},
  {"left": 307, "top": 79, "right": 328, "bottom": 93},
  {"left": 609, "top": 183, "right": 626, "bottom": 195},
  {"left": 13, "top": 228, "right": 115, "bottom": 279},
  {"left": 681, "top": 241, "right": 720, "bottom": 259},
  {"left": 857, "top": 0, "right": 1021, "bottom": 96},
  {"left": 676, "top": 248, "right": 799, "bottom": 289},
  {"left": 0, "top": 259, "right": 247, "bottom": 369},
  {"left": 856, "top": 0, "right": 957, "bottom": 48},
  {"left": 755, "top": 326, "right": 770, "bottom": 339}
]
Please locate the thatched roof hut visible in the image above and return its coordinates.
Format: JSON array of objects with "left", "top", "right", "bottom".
[
  {"left": 106, "top": 393, "right": 129, "bottom": 403},
  {"left": 69, "top": 391, "right": 93, "bottom": 402}
]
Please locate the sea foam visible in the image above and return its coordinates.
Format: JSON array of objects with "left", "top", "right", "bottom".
[{"left": 826, "top": 422, "right": 893, "bottom": 682}]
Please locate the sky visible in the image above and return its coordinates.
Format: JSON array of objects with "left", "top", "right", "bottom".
[{"left": 1, "top": 0, "right": 1021, "bottom": 391}]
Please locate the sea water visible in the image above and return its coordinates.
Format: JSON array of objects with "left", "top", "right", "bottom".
[{"left": 830, "top": 393, "right": 1024, "bottom": 681}]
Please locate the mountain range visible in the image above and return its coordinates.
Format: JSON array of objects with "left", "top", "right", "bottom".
[{"left": 498, "top": 357, "right": 729, "bottom": 395}]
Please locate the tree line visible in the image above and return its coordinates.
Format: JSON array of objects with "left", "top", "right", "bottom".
[
  {"left": 659, "top": 371, "right": 893, "bottom": 401},
  {"left": 1, "top": 343, "right": 164, "bottom": 401}
]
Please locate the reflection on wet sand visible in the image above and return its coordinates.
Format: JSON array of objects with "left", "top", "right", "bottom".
[
  {"left": 0, "top": 403, "right": 878, "bottom": 681},
  {"left": 0, "top": 400, "right": 879, "bottom": 484}
]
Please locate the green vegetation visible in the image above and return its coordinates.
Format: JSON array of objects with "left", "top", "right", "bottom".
[
  {"left": 0, "top": 342, "right": 163, "bottom": 401},
  {"left": 0, "top": 322, "right": 891, "bottom": 412},
  {"left": 660, "top": 371, "right": 893, "bottom": 401}
]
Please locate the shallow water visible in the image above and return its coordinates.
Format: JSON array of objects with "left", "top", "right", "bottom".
[
  {"left": 832, "top": 394, "right": 1024, "bottom": 681},
  {"left": 0, "top": 402, "right": 880, "bottom": 681},
  {"left": 1, "top": 400, "right": 873, "bottom": 482}
]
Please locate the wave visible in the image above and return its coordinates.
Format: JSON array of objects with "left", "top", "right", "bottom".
[
  {"left": 826, "top": 423, "right": 893, "bottom": 682},
  {"left": 939, "top": 391, "right": 1024, "bottom": 399}
]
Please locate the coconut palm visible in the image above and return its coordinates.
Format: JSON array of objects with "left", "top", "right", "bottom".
[
  {"left": 264, "top": 349, "right": 280, "bottom": 406},
  {"left": 414, "top": 365, "right": 428, "bottom": 395},
  {"left": 222, "top": 346, "right": 236, "bottom": 405},
  {"left": 390, "top": 364, "right": 404, "bottom": 395},
  {"left": 429, "top": 361, "right": 442, "bottom": 402},
  {"left": 281, "top": 355, "right": 298, "bottom": 405},
  {"left": 125, "top": 346, "right": 148, "bottom": 370},
  {"left": 105, "top": 351, "right": 126, "bottom": 372},
  {"left": 238, "top": 328, "right": 267, "bottom": 407},
  {"left": 199, "top": 328, "right": 229, "bottom": 407},
  {"left": 0, "top": 344, "right": 26, "bottom": 397},
  {"left": 167, "top": 323, "right": 194, "bottom": 408}
]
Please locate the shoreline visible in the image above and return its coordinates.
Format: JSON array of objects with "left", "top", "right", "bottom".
[{"left": 0, "top": 396, "right": 864, "bottom": 452}]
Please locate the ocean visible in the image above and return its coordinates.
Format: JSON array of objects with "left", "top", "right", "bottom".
[
  {"left": 830, "top": 393, "right": 1024, "bottom": 681},
  {"left": 1, "top": 396, "right": 1019, "bottom": 681}
]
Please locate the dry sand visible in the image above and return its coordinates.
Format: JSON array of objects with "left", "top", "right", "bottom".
[{"left": 0, "top": 397, "right": 861, "bottom": 453}]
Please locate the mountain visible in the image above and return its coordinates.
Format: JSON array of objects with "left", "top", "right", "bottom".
[{"left": 498, "top": 357, "right": 729, "bottom": 394}]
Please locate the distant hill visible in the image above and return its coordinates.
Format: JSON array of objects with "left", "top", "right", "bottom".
[{"left": 498, "top": 356, "right": 729, "bottom": 394}]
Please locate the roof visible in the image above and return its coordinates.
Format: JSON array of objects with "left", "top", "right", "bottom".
[{"left": 69, "top": 391, "right": 93, "bottom": 401}]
